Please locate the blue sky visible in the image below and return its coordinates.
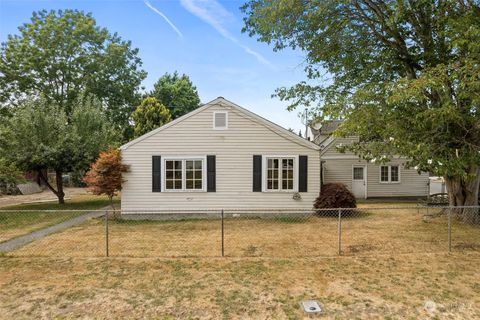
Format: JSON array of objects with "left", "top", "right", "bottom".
[{"left": 0, "top": 0, "right": 309, "bottom": 132}]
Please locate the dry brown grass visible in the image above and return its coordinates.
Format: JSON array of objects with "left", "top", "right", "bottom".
[
  {"left": 0, "top": 253, "right": 479, "bottom": 319},
  {"left": 2, "top": 204, "right": 480, "bottom": 318},
  {"left": 10, "top": 206, "right": 480, "bottom": 258}
]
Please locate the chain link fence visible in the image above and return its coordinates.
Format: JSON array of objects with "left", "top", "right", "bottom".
[{"left": 1, "top": 206, "right": 479, "bottom": 257}]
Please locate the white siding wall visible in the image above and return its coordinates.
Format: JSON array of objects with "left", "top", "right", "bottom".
[
  {"left": 121, "top": 103, "right": 321, "bottom": 211},
  {"left": 323, "top": 158, "right": 429, "bottom": 198},
  {"left": 321, "top": 137, "right": 359, "bottom": 157},
  {"left": 366, "top": 159, "right": 429, "bottom": 197},
  {"left": 321, "top": 137, "right": 429, "bottom": 198}
]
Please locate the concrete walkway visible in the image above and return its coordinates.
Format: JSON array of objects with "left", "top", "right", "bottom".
[{"left": 0, "top": 209, "right": 107, "bottom": 253}]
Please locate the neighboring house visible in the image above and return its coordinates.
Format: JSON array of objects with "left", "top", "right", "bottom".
[
  {"left": 120, "top": 97, "right": 321, "bottom": 212},
  {"left": 311, "top": 120, "right": 429, "bottom": 199}
]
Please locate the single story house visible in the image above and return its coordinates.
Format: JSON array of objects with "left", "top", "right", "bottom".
[
  {"left": 120, "top": 97, "right": 321, "bottom": 212},
  {"left": 309, "top": 120, "right": 430, "bottom": 199}
]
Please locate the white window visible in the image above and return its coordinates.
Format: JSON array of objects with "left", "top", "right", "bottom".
[
  {"left": 213, "top": 111, "right": 228, "bottom": 130},
  {"left": 265, "top": 156, "right": 296, "bottom": 191},
  {"left": 164, "top": 157, "right": 205, "bottom": 191},
  {"left": 380, "top": 165, "right": 400, "bottom": 183}
]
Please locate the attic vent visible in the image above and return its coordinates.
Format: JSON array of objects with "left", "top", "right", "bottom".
[{"left": 213, "top": 111, "right": 228, "bottom": 130}]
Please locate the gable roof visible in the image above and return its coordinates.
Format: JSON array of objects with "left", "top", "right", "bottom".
[{"left": 120, "top": 97, "right": 320, "bottom": 151}]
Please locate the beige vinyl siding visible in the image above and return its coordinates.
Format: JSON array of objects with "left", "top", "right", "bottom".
[
  {"left": 323, "top": 159, "right": 363, "bottom": 191},
  {"left": 321, "top": 136, "right": 429, "bottom": 198},
  {"left": 323, "top": 158, "right": 428, "bottom": 198},
  {"left": 321, "top": 137, "right": 359, "bottom": 157},
  {"left": 366, "top": 159, "right": 429, "bottom": 197},
  {"left": 121, "top": 103, "right": 321, "bottom": 211}
]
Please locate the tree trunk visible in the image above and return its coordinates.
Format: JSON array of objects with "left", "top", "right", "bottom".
[
  {"left": 444, "top": 165, "right": 480, "bottom": 224},
  {"left": 55, "top": 170, "right": 65, "bottom": 204},
  {"left": 37, "top": 169, "right": 65, "bottom": 204}
]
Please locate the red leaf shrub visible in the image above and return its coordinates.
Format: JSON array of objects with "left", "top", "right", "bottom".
[
  {"left": 314, "top": 183, "right": 357, "bottom": 210},
  {"left": 83, "top": 148, "right": 129, "bottom": 209}
]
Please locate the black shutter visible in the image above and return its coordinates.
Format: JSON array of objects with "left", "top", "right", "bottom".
[
  {"left": 152, "top": 156, "right": 161, "bottom": 192},
  {"left": 253, "top": 155, "right": 262, "bottom": 192},
  {"left": 298, "top": 155, "right": 308, "bottom": 192},
  {"left": 207, "top": 155, "right": 216, "bottom": 192}
]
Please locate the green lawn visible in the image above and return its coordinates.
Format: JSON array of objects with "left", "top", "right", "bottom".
[{"left": 0, "top": 195, "right": 119, "bottom": 243}]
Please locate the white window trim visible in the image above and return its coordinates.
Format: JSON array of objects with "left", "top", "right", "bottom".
[
  {"left": 379, "top": 165, "right": 401, "bottom": 184},
  {"left": 213, "top": 111, "right": 228, "bottom": 130},
  {"left": 262, "top": 155, "right": 298, "bottom": 192},
  {"left": 163, "top": 156, "right": 207, "bottom": 192}
]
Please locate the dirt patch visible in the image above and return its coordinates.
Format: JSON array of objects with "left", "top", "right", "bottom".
[{"left": 0, "top": 188, "right": 88, "bottom": 208}]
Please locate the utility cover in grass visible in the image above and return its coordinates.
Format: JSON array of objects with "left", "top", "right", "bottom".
[{"left": 301, "top": 300, "right": 322, "bottom": 314}]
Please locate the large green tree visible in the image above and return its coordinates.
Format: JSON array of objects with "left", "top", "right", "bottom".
[
  {"left": 132, "top": 97, "right": 172, "bottom": 138},
  {"left": 0, "top": 95, "right": 119, "bottom": 204},
  {"left": 242, "top": 1, "right": 480, "bottom": 217},
  {"left": 0, "top": 9, "right": 147, "bottom": 140},
  {"left": 150, "top": 71, "right": 201, "bottom": 119}
]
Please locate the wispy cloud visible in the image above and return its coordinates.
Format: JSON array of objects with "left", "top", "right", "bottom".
[
  {"left": 179, "top": 0, "right": 274, "bottom": 68},
  {"left": 144, "top": 0, "right": 183, "bottom": 38}
]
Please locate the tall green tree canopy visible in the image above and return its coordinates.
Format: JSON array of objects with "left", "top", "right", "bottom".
[
  {"left": 0, "top": 95, "right": 119, "bottom": 204},
  {"left": 150, "top": 71, "right": 201, "bottom": 119},
  {"left": 242, "top": 0, "right": 480, "bottom": 210},
  {"left": 132, "top": 97, "right": 172, "bottom": 138},
  {"left": 0, "top": 9, "right": 147, "bottom": 140}
]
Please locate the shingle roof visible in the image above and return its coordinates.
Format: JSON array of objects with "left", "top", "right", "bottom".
[{"left": 319, "top": 120, "right": 343, "bottom": 135}]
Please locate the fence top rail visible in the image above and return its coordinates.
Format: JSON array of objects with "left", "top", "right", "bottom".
[{"left": 0, "top": 205, "right": 478, "bottom": 213}]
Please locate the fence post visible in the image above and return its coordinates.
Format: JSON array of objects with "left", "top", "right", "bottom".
[
  {"left": 338, "top": 208, "right": 342, "bottom": 255},
  {"left": 448, "top": 207, "right": 452, "bottom": 253},
  {"left": 105, "top": 210, "right": 109, "bottom": 257},
  {"left": 221, "top": 209, "right": 225, "bottom": 257}
]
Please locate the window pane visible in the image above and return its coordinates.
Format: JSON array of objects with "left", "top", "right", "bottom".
[
  {"left": 194, "top": 160, "right": 202, "bottom": 170},
  {"left": 174, "top": 171, "right": 182, "bottom": 179},
  {"left": 166, "top": 161, "right": 173, "bottom": 170},
  {"left": 174, "top": 161, "right": 182, "bottom": 170},
  {"left": 186, "top": 180, "right": 193, "bottom": 189},
  {"left": 391, "top": 166, "right": 399, "bottom": 182},
  {"left": 267, "top": 180, "right": 272, "bottom": 189},
  {"left": 353, "top": 167, "right": 364, "bottom": 180},
  {"left": 196, "top": 170, "right": 202, "bottom": 179},
  {"left": 174, "top": 180, "right": 182, "bottom": 189},
  {"left": 186, "top": 161, "right": 194, "bottom": 170},
  {"left": 282, "top": 180, "right": 288, "bottom": 190},
  {"left": 166, "top": 180, "right": 173, "bottom": 189},
  {"left": 194, "top": 180, "right": 202, "bottom": 189},
  {"left": 380, "top": 166, "right": 389, "bottom": 182},
  {"left": 273, "top": 180, "right": 278, "bottom": 189},
  {"left": 166, "top": 170, "right": 173, "bottom": 179},
  {"left": 186, "top": 170, "right": 193, "bottom": 179}
]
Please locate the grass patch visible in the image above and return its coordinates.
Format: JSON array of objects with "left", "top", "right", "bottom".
[{"left": 0, "top": 253, "right": 479, "bottom": 318}]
